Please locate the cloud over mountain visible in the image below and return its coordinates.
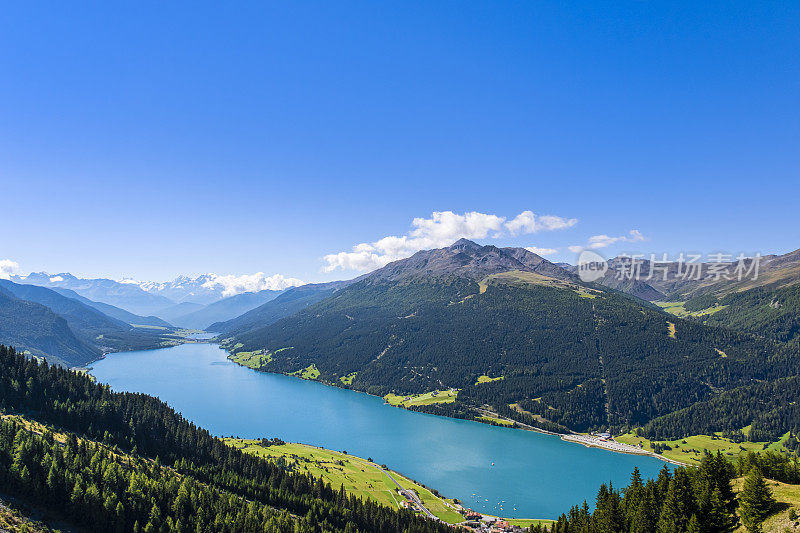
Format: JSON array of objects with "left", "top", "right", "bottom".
[
  {"left": 568, "top": 229, "right": 645, "bottom": 253},
  {"left": 323, "top": 210, "right": 577, "bottom": 272},
  {"left": 0, "top": 259, "right": 19, "bottom": 279},
  {"left": 200, "top": 273, "right": 305, "bottom": 297},
  {"left": 132, "top": 272, "right": 306, "bottom": 302},
  {"left": 525, "top": 246, "right": 558, "bottom": 256}
]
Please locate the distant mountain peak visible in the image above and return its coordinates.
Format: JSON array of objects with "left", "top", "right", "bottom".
[
  {"left": 133, "top": 272, "right": 305, "bottom": 304},
  {"left": 366, "top": 241, "right": 574, "bottom": 283},
  {"left": 449, "top": 238, "right": 482, "bottom": 250}
]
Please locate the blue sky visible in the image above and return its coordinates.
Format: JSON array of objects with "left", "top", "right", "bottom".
[{"left": 1, "top": 1, "right": 798, "bottom": 284}]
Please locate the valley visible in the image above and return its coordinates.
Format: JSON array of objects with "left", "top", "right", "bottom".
[
  {"left": 89, "top": 342, "right": 669, "bottom": 520},
  {"left": 221, "top": 241, "right": 800, "bottom": 444},
  {"left": 4, "top": 241, "right": 800, "bottom": 531}
]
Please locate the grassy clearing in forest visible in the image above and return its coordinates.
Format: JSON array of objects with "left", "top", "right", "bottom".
[
  {"left": 384, "top": 389, "right": 458, "bottom": 407},
  {"left": 475, "top": 375, "right": 504, "bottom": 385},
  {"left": 290, "top": 364, "right": 320, "bottom": 380},
  {"left": 616, "top": 431, "right": 790, "bottom": 466}
]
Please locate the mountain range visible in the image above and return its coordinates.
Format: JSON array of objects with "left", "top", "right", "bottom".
[
  {"left": 174, "top": 289, "right": 285, "bottom": 330},
  {"left": 210, "top": 280, "right": 355, "bottom": 335},
  {"left": 130, "top": 272, "right": 302, "bottom": 305},
  {"left": 579, "top": 248, "right": 800, "bottom": 345},
  {"left": 221, "top": 239, "right": 800, "bottom": 440},
  {"left": 0, "top": 279, "right": 179, "bottom": 366},
  {"left": 11, "top": 271, "right": 302, "bottom": 329},
  {"left": 4, "top": 240, "right": 800, "bottom": 442},
  {"left": 15, "top": 272, "right": 176, "bottom": 316}
]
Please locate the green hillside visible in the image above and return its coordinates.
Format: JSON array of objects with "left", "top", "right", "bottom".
[
  {"left": 532, "top": 450, "right": 800, "bottom": 533},
  {"left": 0, "top": 287, "right": 97, "bottom": 366},
  {"left": 224, "top": 242, "right": 791, "bottom": 434},
  {"left": 0, "top": 279, "right": 180, "bottom": 366},
  {"left": 0, "top": 344, "right": 452, "bottom": 533},
  {"left": 683, "top": 283, "right": 800, "bottom": 344},
  {"left": 210, "top": 281, "right": 351, "bottom": 334},
  {"left": 49, "top": 286, "right": 172, "bottom": 327}
]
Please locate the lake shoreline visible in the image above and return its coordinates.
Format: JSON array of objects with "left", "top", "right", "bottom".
[
  {"left": 91, "top": 342, "right": 671, "bottom": 519},
  {"left": 220, "top": 342, "right": 682, "bottom": 466},
  {"left": 226, "top": 436, "right": 553, "bottom": 527}
]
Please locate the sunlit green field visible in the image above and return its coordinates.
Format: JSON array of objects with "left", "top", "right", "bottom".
[
  {"left": 656, "top": 301, "right": 729, "bottom": 317},
  {"left": 290, "top": 363, "right": 320, "bottom": 379},
  {"left": 340, "top": 372, "right": 357, "bottom": 385},
  {"left": 229, "top": 349, "right": 272, "bottom": 369},
  {"left": 384, "top": 389, "right": 458, "bottom": 407},
  {"left": 616, "top": 431, "right": 790, "bottom": 466},
  {"left": 477, "top": 415, "right": 514, "bottom": 426},
  {"left": 224, "top": 439, "right": 464, "bottom": 523}
]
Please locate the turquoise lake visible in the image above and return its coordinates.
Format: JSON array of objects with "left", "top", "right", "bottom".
[{"left": 91, "top": 342, "right": 667, "bottom": 519}]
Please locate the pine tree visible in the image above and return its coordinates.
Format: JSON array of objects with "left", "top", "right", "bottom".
[
  {"left": 738, "top": 467, "right": 775, "bottom": 532},
  {"left": 594, "top": 482, "right": 622, "bottom": 532},
  {"left": 631, "top": 485, "right": 658, "bottom": 533},
  {"left": 686, "top": 514, "right": 700, "bottom": 533}
]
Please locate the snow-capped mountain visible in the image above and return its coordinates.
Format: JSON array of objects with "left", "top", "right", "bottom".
[
  {"left": 12, "top": 272, "right": 176, "bottom": 316},
  {"left": 121, "top": 272, "right": 305, "bottom": 305},
  {"left": 13, "top": 271, "right": 305, "bottom": 312}
]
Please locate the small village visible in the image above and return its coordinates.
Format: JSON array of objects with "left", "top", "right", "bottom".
[
  {"left": 456, "top": 509, "right": 529, "bottom": 533},
  {"left": 395, "top": 487, "right": 530, "bottom": 532}
]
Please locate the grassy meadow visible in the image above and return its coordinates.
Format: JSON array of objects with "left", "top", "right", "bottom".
[
  {"left": 616, "top": 431, "right": 791, "bottom": 466},
  {"left": 384, "top": 389, "right": 458, "bottom": 407},
  {"left": 224, "top": 439, "right": 463, "bottom": 523},
  {"left": 732, "top": 476, "right": 800, "bottom": 532}
]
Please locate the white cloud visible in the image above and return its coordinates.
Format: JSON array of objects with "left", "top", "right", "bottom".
[
  {"left": 525, "top": 246, "right": 558, "bottom": 256},
  {"left": 200, "top": 273, "right": 305, "bottom": 297},
  {"left": 323, "top": 210, "right": 578, "bottom": 272},
  {"left": 0, "top": 259, "right": 19, "bottom": 280},
  {"left": 49, "top": 275, "right": 64, "bottom": 283},
  {"left": 569, "top": 230, "right": 645, "bottom": 253},
  {"left": 505, "top": 211, "right": 577, "bottom": 235}
]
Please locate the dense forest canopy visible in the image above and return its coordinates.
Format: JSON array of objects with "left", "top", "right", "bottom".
[
  {"left": 533, "top": 451, "right": 799, "bottom": 533},
  {"left": 0, "top": 345, "right": 453, "bottom": 533},
  {"left": 226, "top": 269, "right": 796, "bottom": 434}
]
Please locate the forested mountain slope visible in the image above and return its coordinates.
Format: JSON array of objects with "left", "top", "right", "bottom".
[
  {"left": 225, "top": 241, "right": 793, "bottom": 433},
  {"left": 14, "top": 272, "right": 176, "bottom": 316},
  {"left": 0, "top": 345, "right": 452, "bottom": 533},
  {"left": 641, "top": 376, "right": 800, "bottom": 442},
  {"left": 694, "top": 283, "right": 800, "bottom": 344},
  {"left": 536, "top": 451, "right": 800, "bottom": 533},
  {"left": 0, "top": 288, "right": 96, "bottom": 366},
  {"left": 171, "top": 288, "right": 283, "bottom": 329},
  {"left": 585, "top": 248, "right": 800, "bottom": 303},
  {"left": 211, "top": 280, "right": 353, "bottom": 334},
  {"left": 49, "top": 286, "right": 172, "bottom": 327},
  {"left": 0, "top": 279, "right": 176, "bottom": 362}
]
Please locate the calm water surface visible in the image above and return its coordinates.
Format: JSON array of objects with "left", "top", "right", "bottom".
[{"left": 91, "top": 343, "right": 666, "bottom": 519}]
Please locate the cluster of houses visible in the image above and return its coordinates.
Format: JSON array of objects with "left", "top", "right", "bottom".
[
  {"left": 397, "top": 489, "right": 530, "bottom": 532},
  {"left": 457, "top": 508, "right": 528, "bottom": 532},
  {"left": 398, "top": 489, "right": 422, "bottom": 512}
]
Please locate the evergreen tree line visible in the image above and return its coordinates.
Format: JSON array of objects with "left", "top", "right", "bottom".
[
  {"left": 734, "top": 450, "right": 800, "bottom": 485},
  {"left": 641, "top": 376, "right": 800, "bottom": 442},
  {"left": 0, "top": 345, "right": 454, "bottom": 533},
  {"left": 702, "top": 284, "right": 800, "bottom": 344},
  {"left": 0, "top": 418, "right": 296, "bottom": 532},
  {"left": 531, "top": 452, "right": 778, "bottom": 533}
]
